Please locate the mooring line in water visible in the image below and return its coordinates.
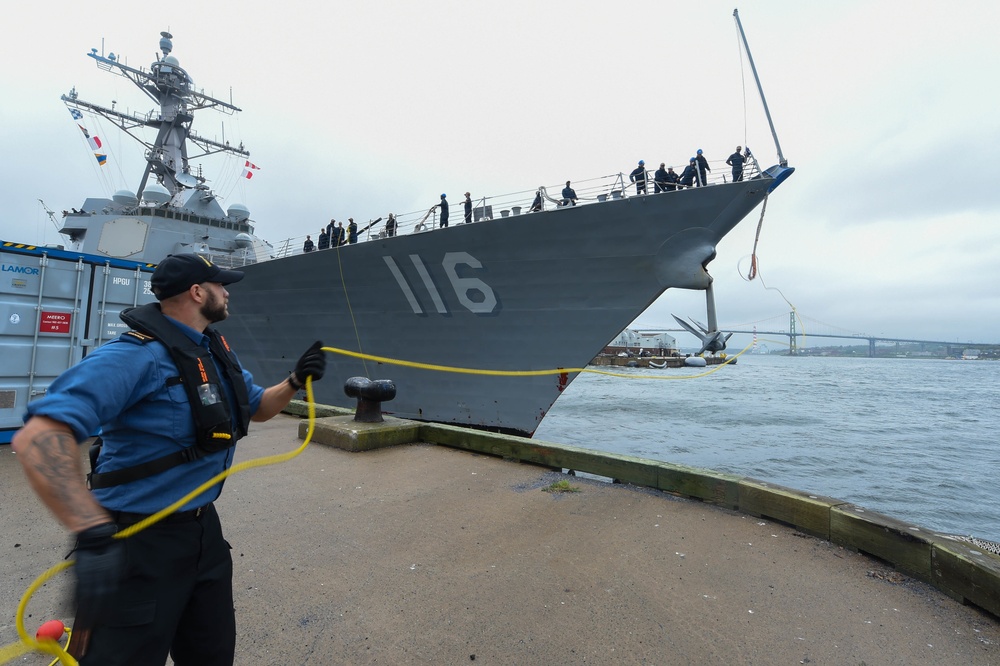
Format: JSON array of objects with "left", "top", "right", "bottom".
[
  {"left": 0, "top": 380, "right": 322, "bottom": 666},
  {"left": 319, "top": 341, "right": 753, "bottom": 380}
]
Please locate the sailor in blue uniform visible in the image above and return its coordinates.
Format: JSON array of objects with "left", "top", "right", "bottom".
[
  {"left": 438, "top": 193, "right": 449, "bottom": 227},
  {"left": 726, "top": 145, "right": 745, "bottom": 182},
  {"left": 679, "top": 158, "right": 698, "bottom": 188},
  {"left": 695, "top": 148, "right": 710, "bottom": 186},
  {"left": 12, "top": 253, "right": 326, "bottom": 666},
  {"left": 561, "top": 181, "right": 578, "bottom": 206},
  {"left": 630, "top": 160, "right": 647, "bottom": 194}
]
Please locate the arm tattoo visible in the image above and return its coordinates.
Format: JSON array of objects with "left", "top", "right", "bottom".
[{"left": 24, "top": 431, "right": 107, "bottom": 527}]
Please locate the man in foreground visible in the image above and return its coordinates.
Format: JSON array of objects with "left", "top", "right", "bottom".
[{"left": 12, "top": 253, "right": 326, "bottom": 665}]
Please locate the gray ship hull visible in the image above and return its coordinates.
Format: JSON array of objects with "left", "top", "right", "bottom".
[{"left": 220, "top": 167, "right": 792, "bottom": 437}]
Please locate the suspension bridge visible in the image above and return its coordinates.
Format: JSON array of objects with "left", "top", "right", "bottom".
[{"left": 644, "top": 312, "right": 1000, "bottom": 358}]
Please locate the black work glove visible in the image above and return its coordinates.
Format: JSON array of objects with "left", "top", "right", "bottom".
[
  {"left": 290, "top": 340, "right": 326, "bottom": 389},
  {"left": 73, "top": 523, "right": 125, "bottom": 628}
]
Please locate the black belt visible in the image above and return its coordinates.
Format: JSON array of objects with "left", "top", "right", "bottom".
[{"left": 108, "top": 503, "right": 212, "bottom": 525}]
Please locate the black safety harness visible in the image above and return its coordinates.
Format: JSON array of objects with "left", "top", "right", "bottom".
[{"left": 87, "top": 303, "right": 252, "bottom": 489}]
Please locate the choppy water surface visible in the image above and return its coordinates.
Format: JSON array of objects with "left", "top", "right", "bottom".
[{"left": 534, "top": 355, "right": 999, "bottom": 542}]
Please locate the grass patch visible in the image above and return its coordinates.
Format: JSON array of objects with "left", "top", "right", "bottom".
[{"left": 542, "top": 480, "right": 580, "bottom": 493}]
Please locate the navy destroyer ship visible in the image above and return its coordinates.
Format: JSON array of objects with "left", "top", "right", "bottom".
[{"left": 0, "top": 12, "right": 793, "bottom": 440}]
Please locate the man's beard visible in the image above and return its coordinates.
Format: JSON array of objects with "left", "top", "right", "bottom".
[{"left": 201, "top": 289, "right": 228, "bottom": 323}]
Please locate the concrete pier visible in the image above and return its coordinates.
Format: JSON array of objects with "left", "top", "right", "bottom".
[{"left": 2, "top": 412, "right": 998, "bottom": 664}]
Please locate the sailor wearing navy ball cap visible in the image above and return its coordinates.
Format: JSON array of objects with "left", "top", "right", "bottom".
[{"left": 679, "top": 158, "right": 698, "bottom": 188}]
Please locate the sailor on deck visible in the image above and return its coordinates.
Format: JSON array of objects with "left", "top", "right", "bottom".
[
  {"left": 726, "top": 146, "right": 745, "bottom": 182},
  {"left": 562, "top": 181, "right": 578, "bottom": 206},
  {"left": 437, "top": 194, "right": 449, "bottom": 228},
  {"left": 630, "top": 160, "right": 647, "bottom": 194}
]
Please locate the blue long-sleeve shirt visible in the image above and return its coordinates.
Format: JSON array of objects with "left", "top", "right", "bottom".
[{"left": 26, "top": 316, "right": 265, "bottom": 514}]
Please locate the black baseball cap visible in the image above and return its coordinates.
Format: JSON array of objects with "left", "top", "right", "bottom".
[{"left": 151, "top": 253, "right": 245, "bottom": 300}]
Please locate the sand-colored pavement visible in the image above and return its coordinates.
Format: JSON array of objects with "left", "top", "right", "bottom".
[{"left": 2, "top": 414, "right": 998, "bottom": 665}]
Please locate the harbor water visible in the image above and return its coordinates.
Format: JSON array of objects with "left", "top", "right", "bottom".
[{"left": 534, "top": 354, "right": 1000, "bottom": 543}]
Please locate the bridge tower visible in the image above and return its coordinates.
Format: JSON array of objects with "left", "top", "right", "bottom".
[{"left": 788, "top": 311, "right": 798, "bottom": 355}]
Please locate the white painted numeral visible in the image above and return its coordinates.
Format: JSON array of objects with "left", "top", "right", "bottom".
[
  {"left": 443, "top": 252, "right": 497, "bottom": 314},
  {"left": 384, "top": 252, "right": 498, "bottom": 315},
  {"left": 409, "top": 255, "right": 447, "bottom": 314}
]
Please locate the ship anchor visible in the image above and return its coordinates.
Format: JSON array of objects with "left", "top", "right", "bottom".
[{"left": 672, "top": 282, "right": 733, "bottom": 356}]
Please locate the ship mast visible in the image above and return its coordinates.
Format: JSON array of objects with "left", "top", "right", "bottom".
[
  {"left": 733, "top": 9, "right": 787, "bottom": 167},
  {"left": 60, "top": 31, "right": 250, "bottom": 201}
]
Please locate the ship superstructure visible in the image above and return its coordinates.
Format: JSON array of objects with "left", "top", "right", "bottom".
[{"left": 58, "top": 31, "right": 272, "bottom": 266}]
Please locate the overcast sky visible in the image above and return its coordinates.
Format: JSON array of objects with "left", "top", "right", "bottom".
[{"left": 3, "top": 1, "right": 998, "bottom": 347}]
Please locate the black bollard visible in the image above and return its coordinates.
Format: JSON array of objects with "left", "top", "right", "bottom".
[{"left": 344, "top": 377, "right": 396, "bottom": 423}]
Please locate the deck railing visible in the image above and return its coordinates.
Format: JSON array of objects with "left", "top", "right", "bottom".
[{"left": 270, "top": 154, "right": 764, "bottom": 259}]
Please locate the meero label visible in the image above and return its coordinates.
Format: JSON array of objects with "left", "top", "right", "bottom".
[{"left": 40, "top": 311, "right": 72, "bottom": 334}]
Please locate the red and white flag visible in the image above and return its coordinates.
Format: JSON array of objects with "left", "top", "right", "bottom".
[
  {"left": 78, "top": 124, "right": 102, "bottom": 151},
  {"left": 244, "top": 160, "right": 260, "bottom": 170},
  {"left": 241, "top": 169, "right": 254, "bottom": 180}
]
